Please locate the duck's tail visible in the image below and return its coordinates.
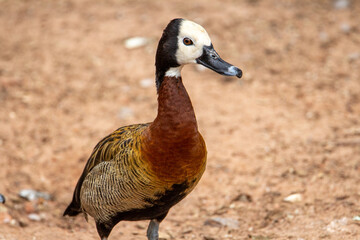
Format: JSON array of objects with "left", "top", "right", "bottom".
[{"left": 63, "top": 200, "right": 82, "bottom": 216}]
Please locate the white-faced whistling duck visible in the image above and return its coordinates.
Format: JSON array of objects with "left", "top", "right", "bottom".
[{"left": 64, "top": 18, "right": 242, "bottom": 240}]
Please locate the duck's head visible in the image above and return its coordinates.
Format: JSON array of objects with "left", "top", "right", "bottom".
[{"left": 155, "top": 18, "right": 242, "bottom": 89}]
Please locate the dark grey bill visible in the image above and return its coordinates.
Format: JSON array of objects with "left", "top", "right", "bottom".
[{"left": 196, "top": 45, "right": 242, "bottom": 78}]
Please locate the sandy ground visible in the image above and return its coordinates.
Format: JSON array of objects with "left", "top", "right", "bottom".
[{"left": 1, "top": 0, "right": 360, "bottom": 239}]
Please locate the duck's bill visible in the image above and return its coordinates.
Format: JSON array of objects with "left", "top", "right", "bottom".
[{"left": 196, "top": 45, "right": 242, "bottom": 78}]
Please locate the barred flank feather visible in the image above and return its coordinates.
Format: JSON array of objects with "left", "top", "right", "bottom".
[{"left": 64, "top": 124, "right": 150, "bottom": 219}]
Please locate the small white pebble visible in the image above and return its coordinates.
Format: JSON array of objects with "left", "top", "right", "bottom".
[
  {"left": 117, "top": 107, "right": 134, "bottom": 120},
  {"left": 205, "top": 217, "right": 239, "bottom": 229},
  {"left": 284, "top": 193, "right": 302, "bottom": 203},
  {"left": 326, "top": 217, "right": 348, "bottom": 233},
  {"left": 287, "top": 214, "right": 294, "bottom": 220},
  {"left": 334, "top": 0, "right": 349, "bottom": 9},
  {"left": 140, "top": 78, "right": 153, "bottom": 88},
  {"left": 348, "top": 52, "right": 360, "bottom": 62},
  {"left": 19, "top": 189, "right": 51, "bottom": 201},
  {"left": 28, "top": 213, "right": 41, "bottom": 221},
  {"left": 340, "top": 23, "right": 351, "bottom": 33},
  {"left": 124, "top": 37, "right": 149, "bottom": 49}
]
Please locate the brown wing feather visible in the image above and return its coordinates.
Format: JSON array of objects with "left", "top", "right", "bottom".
[{"left": 63, "top": 123, "right": 149, "bottom": 216}]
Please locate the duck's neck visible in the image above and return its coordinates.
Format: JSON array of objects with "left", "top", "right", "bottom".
[
  {"left": 141, "top": 73, "right": 206, "bottom": 183},
  {"left": 151, "top": 74, "right": 198, "bottom": 140}
]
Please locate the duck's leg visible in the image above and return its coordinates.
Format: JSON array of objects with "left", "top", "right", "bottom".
[
  {"left": 147, "top": 212, "right": 169, "bottom": 240},
  {"left": 146, "top": 219, "right": 160, "bottom": 240},
  {"left": 147, "top": 212, "right": 168, "bottom": 240}
]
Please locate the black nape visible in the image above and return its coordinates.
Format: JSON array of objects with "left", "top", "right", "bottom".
[{"left": 155, "top": 18, "right": 183, "bottom": 91}]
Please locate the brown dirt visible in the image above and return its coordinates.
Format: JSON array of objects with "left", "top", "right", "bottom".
[{"left": 1, "top": 0, "right": 360, "bottom": 239}]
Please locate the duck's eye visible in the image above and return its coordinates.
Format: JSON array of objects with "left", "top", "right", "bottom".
[{"left": 183, "top": 38, "right": 193, "bottom": 46}]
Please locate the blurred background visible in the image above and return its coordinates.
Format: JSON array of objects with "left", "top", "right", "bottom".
[{"left": 0, "top": 0, "right": 359, "bottom": 239}]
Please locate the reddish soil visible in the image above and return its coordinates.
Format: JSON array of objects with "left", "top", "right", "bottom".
[{"left": 1, "top": 0, "right": 360, "bottom": 239}]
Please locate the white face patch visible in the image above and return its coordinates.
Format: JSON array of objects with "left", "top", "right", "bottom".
[{"left": 175, "top": 20, "right": 212, "bottom": 65}]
